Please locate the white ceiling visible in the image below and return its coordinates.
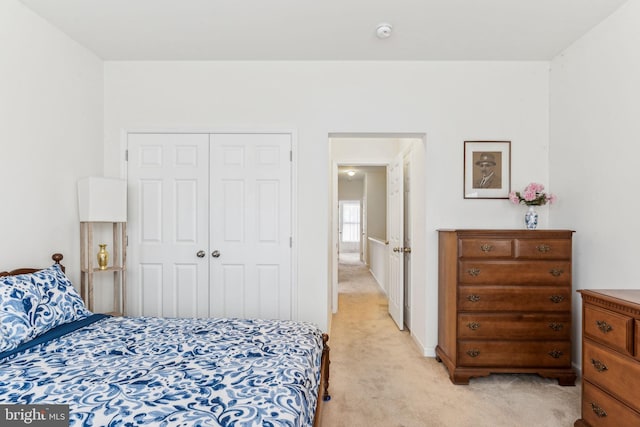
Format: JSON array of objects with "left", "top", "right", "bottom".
[
  {"left": 338, "top": 166, "right": 386, "bottom": 181},
  {"left": 19, "top": 0, "right": 628, "bottom": 61}
]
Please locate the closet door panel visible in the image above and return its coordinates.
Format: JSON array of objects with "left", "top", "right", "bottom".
[
  {"left": 128, "top": 133, "right": 210, "bottom": 318},
  {"left": 210, "top": 133, "right": 292, "bottom": 320},
  {"left": 128, "top": 132, "right": 292, "bottom": 320}
]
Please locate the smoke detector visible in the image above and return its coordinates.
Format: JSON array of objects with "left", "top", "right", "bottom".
[{"left": 376, "top": 23, "right": 393, "bottom": 39}]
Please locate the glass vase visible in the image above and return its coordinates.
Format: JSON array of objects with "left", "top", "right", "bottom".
[{"left": 525, "top": 206, "right": 538, "bottom": 230}]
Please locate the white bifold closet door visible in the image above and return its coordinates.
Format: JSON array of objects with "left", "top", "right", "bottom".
[{"left": 127, "top": 132, "right": 292, "bottom": 320}]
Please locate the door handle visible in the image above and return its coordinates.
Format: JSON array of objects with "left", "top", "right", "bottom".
[
  {"left": 197, "top": 250, "right": 206, "bottom": 258},
  {"left": 393, "top": 247, "right": 411, "bottom": 253},
  {"left": 211, "top": 250, "right": 221, "bottom": 258}
]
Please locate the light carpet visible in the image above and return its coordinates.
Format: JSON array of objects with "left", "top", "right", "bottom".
[{"left": 320, "top": 254, "right": 581, "bottom": 427}]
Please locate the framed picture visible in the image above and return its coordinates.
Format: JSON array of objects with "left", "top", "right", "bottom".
[{"left": 464, "top": 140, "right": 511, "bottom": 199}]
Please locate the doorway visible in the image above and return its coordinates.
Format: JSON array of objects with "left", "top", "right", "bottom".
[
  {"left": 338, "top": 200, "right": 362, "bottom": 259},
  {"left": 329, "top": 133, "right": 425, "bottom": 334}
]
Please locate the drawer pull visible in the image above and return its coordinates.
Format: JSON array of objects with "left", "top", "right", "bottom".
[
  {"left": 467, "top": 268, "right": 481, "bottom": 277},
  {"left": 537, "top": 244, "right": 551, "bottom": 253},
  {"left": 466, "top": 349, "right": 480, "bottom": 358},
  {"left": 549, "top": 268, "right": 564, "bottom": 277},
  {"left": 480, "top": 244, "right": 493, "bottom": 252},
  {"left": 590, "top": 403, "right": 607, "bottom": 418},
  {"left": 591, "top": 358, "right": 608, "bottom": 373},
  {"left": 467, "top": 322, "right": 480, "bottom": 331},
  {"left": 549, "top": 295, "right": 565, "bottom": 304},
  {"left": 548, "top": 322, "right": 564, "bottom": 332},
  {"left": 548, "top": 350, "right": 563, "bottom": 359},
  {"left": 467, "top": 294, "right": 481, "bottom": 302},
  {"left": 596, "top": 320, "right": 613, "bottom": 334}
]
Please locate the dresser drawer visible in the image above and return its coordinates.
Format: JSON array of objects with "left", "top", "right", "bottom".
[
  {"left": 582, "top": 381, "right": 640, "bottom": 427},
  {"left": 458, "top": 286, "right": 571, "bottom": 312},
  {"left": 458, "top": 340, "right": 571, "bottom": 367},
  {"left": 457, "top": 313, "right": 570, "bottom": 339},
  {"left": 459, "top": 239, "right": 512, "bottom": 258},
  {"left": 514, "top": 239, "right": 571, "bottom": 260},
  {"left": 458, "top": 260, "right": 571, "bottom": 285},
  {"left": 583, "top": 339, "right": 640, "bottom": 412},
  {"left": 636, "top": 320, "right": 640, "bottom": 358},
  {"left": 584, "top": 305, "right": 633, "bottom": 355}
]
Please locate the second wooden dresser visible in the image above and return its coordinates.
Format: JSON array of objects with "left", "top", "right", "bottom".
[
  {"left": 575, "top": 290, "right": 640, "bottom": 427},
  {"left": 436, "top": 229, "right": 576, "bottom": 385}
]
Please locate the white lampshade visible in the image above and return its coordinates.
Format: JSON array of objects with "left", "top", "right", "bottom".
[{"left": 78, "top": 177, "right": 127, "bottom": 222}]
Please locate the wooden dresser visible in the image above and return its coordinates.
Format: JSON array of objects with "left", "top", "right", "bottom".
[
  {"left": 436, "top": 229, "right": 576, "bottom": 385},
  {"left": 575, "top": 290, "right": 640, "bottom": 427}
]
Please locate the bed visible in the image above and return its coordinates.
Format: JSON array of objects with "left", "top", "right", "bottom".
[{"left": 0, "top": 253, "right": 330, "bottom": 426}]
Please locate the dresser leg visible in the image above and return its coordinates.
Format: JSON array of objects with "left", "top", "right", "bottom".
[
  {"left": 451, "top": 372, "right": 473, "bottom": 385},
  {"left": 557, "top": 375, "right": 577, "bottom": 386}
]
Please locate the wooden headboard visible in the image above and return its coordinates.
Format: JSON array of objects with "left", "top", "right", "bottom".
[{"left": 0, "top": 253, "right": 64, "bottom": 277}]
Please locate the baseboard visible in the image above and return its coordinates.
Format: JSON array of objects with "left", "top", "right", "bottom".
[
  {"left": 369, "top": 269, "right": 388, "bottom": 295},
  {"left": 572, "top": 360, "right": 582, "bottom": 381},
  {"left": 409, "top": 331, "right": 434, "bottom": 357}
]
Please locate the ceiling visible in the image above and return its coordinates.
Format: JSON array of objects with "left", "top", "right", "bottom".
[
  {"left": 19, "top": 0, "right": 628, "bottom": 61},
  {"left": 338, "top": 166, "right": 386, "bottom": 181}
]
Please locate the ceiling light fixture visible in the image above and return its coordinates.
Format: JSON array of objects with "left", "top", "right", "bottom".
[
  {"left": 376, "top": 23, "right": 393, "bottom": 39},
  {"left": 347, "top": 170, "right": 356, "bottom": 177}
]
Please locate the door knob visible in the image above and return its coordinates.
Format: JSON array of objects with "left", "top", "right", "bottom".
[
  {"left": 196, "top": 250, "right": 206, "bottom": 258},
  {"left": 393, "top": 247, "right": 400, "bottom": 252},
  {"left": 211, "top": 250, "right": 221, "bottom": 258},
  {"left": 403, "top": 247, "right": 412, "bottom": 253}
]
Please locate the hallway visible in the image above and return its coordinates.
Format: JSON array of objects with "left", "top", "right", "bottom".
[{"left": 320, "top": 256, "right": 580, "bottom": 427}]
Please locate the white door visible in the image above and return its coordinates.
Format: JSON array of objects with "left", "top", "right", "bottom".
[
  {"left": 387, "top": 154, "right": 404, "bottom": 330},
  {"left": 128, "top": 132, "right": 292, "bottom": 320},
  {"left": 403, "top": 155, "right": 412, "bottom": 330},
  {"left": 127, "top": 133, "right": 210, "bottom": 318},
  {"left": 209, "top": 133, "right": 292, "bottom": 319}
]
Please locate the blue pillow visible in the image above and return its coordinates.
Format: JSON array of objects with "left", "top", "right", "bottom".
[
  {"left": 0, "top": 275, "right": 40, "bottom": 353},
  {"left": 0, "top": 264, "right": 91, "bottom": 346},
  {"left": 29, "top": 264, "right": 92, "bottom": 337}
]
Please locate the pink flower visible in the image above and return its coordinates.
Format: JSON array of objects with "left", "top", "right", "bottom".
[
  {"left": 509, "top": 182, "right": 557, "bottom": 206},
  {"left": 525, "top": 182, "right": 544, "bottom": 193},
  {"left": 523, "top": 188, "right": 537, "bottom": 201},
  {"left": 508, "top": 191, "right": 520, "bottom": 204}
]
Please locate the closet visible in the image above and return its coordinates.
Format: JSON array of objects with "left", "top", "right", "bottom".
[{"left": 126, "top": 132, "right": 293, "bottom": 320}]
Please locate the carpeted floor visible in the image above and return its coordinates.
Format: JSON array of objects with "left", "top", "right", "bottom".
[{"left": 320, "top": 254, "right": 581, "bottom": 427}]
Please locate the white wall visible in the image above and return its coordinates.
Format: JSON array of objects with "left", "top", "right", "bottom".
[
  {"left": 550, "top": 0, "right": 640, "bottom": 370},
  {"left": 0, "top": 0, "right": 103, "bottom": 284},
  {"left": 338, "top": 179, "right": 364, "bottom": 200},
  {"left": 366, "top": 169, "right": 387, "bottom": 240},
  {"left": 105, "top": 61, "right": 548, "bottom": 344},
  {"left": 368, "top": 238, "right": 388, "bottom": 293},
  {"left": 104, "top": 61, "right": 550, "bottom": 345},
  {"left": 103, "top": 62, "right": 550, "bottom": 345}
]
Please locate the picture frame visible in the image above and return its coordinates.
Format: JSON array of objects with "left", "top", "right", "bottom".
[{"left": 463, "top": 140, "right": 511, "bottom": 199}]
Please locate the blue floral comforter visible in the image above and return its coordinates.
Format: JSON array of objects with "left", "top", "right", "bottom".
[{"left": 0, "top": 315, "right": 324, "bottom": 426}]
